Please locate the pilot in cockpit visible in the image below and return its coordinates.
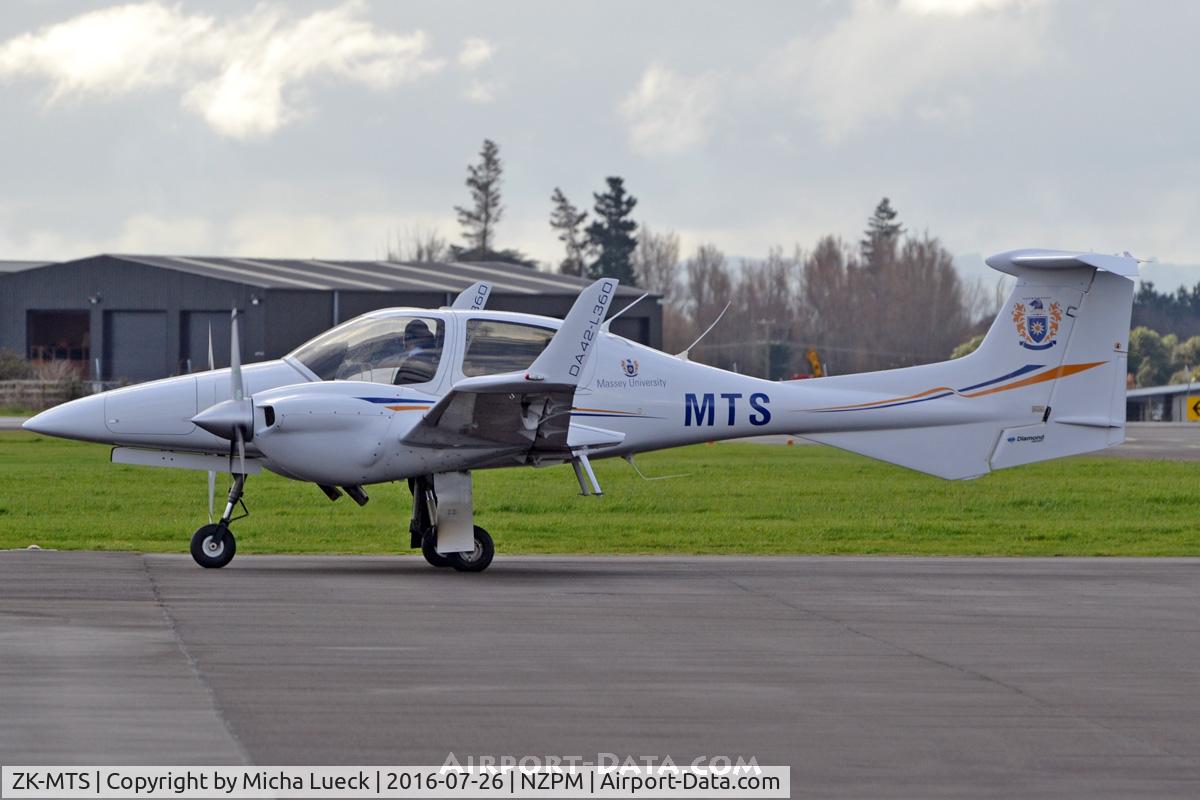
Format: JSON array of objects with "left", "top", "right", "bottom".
[{"left": 391, "top": 319, "right": 440, "bottom": 385}]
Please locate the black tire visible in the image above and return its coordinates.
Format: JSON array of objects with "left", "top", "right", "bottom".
[
  {"left": 190, "top": 524, "right": 236, "bottom": 569},
  {"left": 450, "top": 526, "right": 494, "bottom": 573},
  {"left": 421, "top": 531, "right": 455, "bottom": 568}
]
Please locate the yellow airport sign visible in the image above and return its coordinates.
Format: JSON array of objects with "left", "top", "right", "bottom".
[{"left": 1188, "top": 397, "right": 1200, "bottom": 422}]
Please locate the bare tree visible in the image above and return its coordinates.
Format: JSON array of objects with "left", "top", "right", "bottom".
[
  {"left": 799, "top": 235, "right": 855, "bottom": 368},
  {"left": 682, "top": 244, "right": 737, "bottom": 368},
  {"left": 387, "top": 226, "right": 448, "bottom": 263},
  {"left": 409, "top": 227, "right": 449, "bottom": 263},
  {"left": 736, "top": 247, "right": 800, "bottom": 377},
  {"left": 634, "top": 225, "right": 681, "bottom": 304},
  {"left": 796, "top": 231, "right": 972, "bottom": 372},
  {"left": 634, "top": 226, "right": 688, "bottom": 352},
  {"left": 885, "top": 233, "right": 971, "bottom": 364}
]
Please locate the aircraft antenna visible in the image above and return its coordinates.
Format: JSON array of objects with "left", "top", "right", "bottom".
[
  {"left": 623, "top": 455, "right": 688, "bottom": 481},
  {"left": 601, "top": 292, "right": 650, "bottom": 332},
  {"left": 676, "top": 301, "right": 732, "bottom": 361}
]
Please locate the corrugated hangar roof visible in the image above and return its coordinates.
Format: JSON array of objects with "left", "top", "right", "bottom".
[
  {"left": 112, "top": 254, "right": 642, "bottom": 296},
  {"left": 0, "top": 260, "right": 52, "bottom": 273}
]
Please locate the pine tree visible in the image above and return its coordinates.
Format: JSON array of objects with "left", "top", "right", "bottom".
[
  {"left": 549, "top": 188, "right": 590, "bottom": 276},
  {"left": 860, "top": 196, "right": 904, "bottom": 268},
  {"left": 585, "top": 177, "right": 638, "bottom": 284},
  {"left": 454, "top": 139, "right": 504, "bottom": 254}
]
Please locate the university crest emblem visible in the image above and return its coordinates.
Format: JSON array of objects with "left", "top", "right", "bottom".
[
  {"left": 1013, "top": 297, "right": 1062, "bottom": 350},
  {"left": 620, "top": 358, "right": 639, "bottom": 377}
]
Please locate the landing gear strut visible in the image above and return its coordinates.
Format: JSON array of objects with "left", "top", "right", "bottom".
[
  {"left": 408, "top": 475, "right": 494, "bottom": 572},
  {"left": 191, "top": 473, "right": 246, "bottom": 568}
]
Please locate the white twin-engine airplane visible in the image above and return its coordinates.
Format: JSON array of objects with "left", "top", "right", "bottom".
[{"left": 25, "top": 249, "right": 1137, "bottom": 572}]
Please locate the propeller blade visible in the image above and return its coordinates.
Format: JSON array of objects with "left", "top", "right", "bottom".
[
  {"left": 230, "top": 308, "right": 244, "bottom": 401},
  {"left": 207, "top": 322, "right": 215, "bottom": 371},
  {"left": 207, "top": 470, "right": 216, "bottom": 522}
]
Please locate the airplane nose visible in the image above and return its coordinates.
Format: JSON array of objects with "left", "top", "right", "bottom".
[{"left": 22, "top": 394, "right": 108, "bottom": 443}]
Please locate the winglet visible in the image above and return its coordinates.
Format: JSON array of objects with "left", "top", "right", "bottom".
[
  {"left": 450, "top": 281, "right": 492, "bottom": 310},
  {"left": 525, "top": 278, "right": 618, "bottom": 385}
]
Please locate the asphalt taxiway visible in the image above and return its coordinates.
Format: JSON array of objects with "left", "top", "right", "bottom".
[{"left": 2, "top": 551, "right": 1199, "bottom": 798}]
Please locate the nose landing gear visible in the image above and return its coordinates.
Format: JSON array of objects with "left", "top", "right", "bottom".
[
  {"left": 190, "top": 473, "right": 247, "bottom": 569},
  {"left": 190, "top": 524, "right": 236, "bottom": 568}
]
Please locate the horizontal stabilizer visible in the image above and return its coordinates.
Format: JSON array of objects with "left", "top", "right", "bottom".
[
  {"left": 801, "top": 424, "right": 999, "bottom": 480},
  {"left": 990, "top": 420, "right": 1121, "bottom": 471},
  {"left": 986, "top": 249, "right": 1140, "bottom": 279}
]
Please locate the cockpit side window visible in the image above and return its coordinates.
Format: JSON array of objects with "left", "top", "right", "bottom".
[
  {"left": 289, "top": 316, "right": 445, "bottom": 385},
  {"left": 462, "top": 320, "right": 555, "bottom": 377}
]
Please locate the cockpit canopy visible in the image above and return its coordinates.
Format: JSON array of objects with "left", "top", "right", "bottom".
[
  {"left": 290, "top": 315, "right": 445, "bottom": 384},
  {"left": 288, "top": 312, "right": 557, "bottom": 386}
]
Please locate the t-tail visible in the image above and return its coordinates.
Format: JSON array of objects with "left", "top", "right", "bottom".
[{"left": 796, "top": 249, "right": 1137, "bottom": 479}]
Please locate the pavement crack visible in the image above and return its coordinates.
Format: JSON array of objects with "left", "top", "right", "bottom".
[
  {"left": 715, "top": 570, "right": 1197, "bottom": 765},
  {"left": 140, "top": 554, "right": 253, "bottom": 766}
]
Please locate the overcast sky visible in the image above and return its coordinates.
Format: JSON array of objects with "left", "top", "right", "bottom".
[{"left": 1, "top": 0, "right": 1198, "bottom": 289}]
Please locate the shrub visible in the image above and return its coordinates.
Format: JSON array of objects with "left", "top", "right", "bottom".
[{"left": 0, "top": 348, "right": 33, "bottom": 380}]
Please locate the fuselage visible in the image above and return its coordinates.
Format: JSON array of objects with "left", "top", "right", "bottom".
[{"left": 23, "top": 304, "right": 1055, "bottom": 486}]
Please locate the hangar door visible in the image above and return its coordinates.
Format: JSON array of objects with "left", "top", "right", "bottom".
[
  {"left": 104, "top": 311, "right": 168, "bottom": 382},
  {"left": 181, "top": 311, "right": 232, "bottom": 373}
]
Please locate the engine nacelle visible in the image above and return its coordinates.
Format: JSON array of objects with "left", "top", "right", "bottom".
[{"left": 252, "top": 385, "right": 396, "bottom": 485}]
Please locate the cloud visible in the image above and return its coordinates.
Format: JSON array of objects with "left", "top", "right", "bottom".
[
  {"left": 620, "top": 63, "right": 718, "bottom": 157},
  {"left": 899, "top": 0, "right": 1041, "bottom": 16},
  {"left": 0, "top": 213, "right": 215, "bottom": 261},
  {"left": 0, "top": 1, "right": 444, "bottom": 139},
  {"left": 0, "top": 3, "right": 211, "bottom": 98},
  {"left": 463, "top": 78, "right": 499, "bottom": 104},
  {"left": 457, "top": 37, "right": 495, "bottom": 70},
  {"left": 766, "top": 0, "right": 1048, "bottom": 142}
]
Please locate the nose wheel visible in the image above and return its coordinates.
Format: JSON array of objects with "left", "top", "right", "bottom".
[
  {"left": 191, "top": 524, "right": 237, "bottom": 568},
  {"left": 191, "top": 473, "right": 247, "bottom": 568}
]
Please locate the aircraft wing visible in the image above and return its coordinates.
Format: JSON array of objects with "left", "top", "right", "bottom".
[{"left": 400, "top": 278, "right": 621, "bottom": 463}]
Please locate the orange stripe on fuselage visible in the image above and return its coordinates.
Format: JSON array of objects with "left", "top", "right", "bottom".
[
  {"left": 386, "top": 405, "right": 432, "bottom": 411},
  {"left": 960, "top": 361, "right": 1105, "bottom": 398},
  {"left": 811, "top": 386, "right": 956, "bottom": 412},
  {"left": 808, "top": 361, "right": 1107, "bottom": 412}
]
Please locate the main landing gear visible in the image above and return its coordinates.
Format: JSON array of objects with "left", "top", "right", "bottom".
[
  {"left": 409, "top": 475, "right": 495, "bottom": 572},
  {"left": 188, "top": 470, "right": 496, "bottom": 572},
  {"left": 190, "top": 473, "right": 247, "bottom": 569}
]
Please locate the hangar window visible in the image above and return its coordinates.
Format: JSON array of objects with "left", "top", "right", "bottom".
[
  {"left": 289, "top": 316, "right": 445, "bottom": 385},
  {"left": 461, "top": 320, "right": 555, "bottom": 377}
]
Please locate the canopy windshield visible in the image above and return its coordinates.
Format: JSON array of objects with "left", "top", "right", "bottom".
[{"left": 289, "top": 315, "right": 445, "bottom": 385}]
